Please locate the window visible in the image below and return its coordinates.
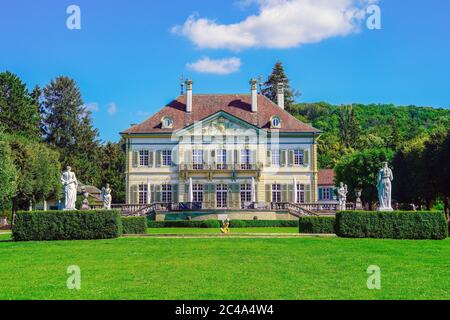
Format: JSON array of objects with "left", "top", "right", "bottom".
[
  {"left": 162, "top": 117, "right": 173, "bottom": 129},
  {"left": 323, "top": 188, "right": 331, "bottom": 200},
  {"left": 192, "top": 150, "right": 203, "bottom": 170},
  {"left": 271, "top": 116, "right": 281, "bottom": 128},
  {"left": 217, "top": 149, "right": 227, "bottom": 169},
  {"left": 162, "top": 150, "right": 172, "bottom": 167},
  {"left": 193, "top": 184, "right": 203, "bottom": 203},
  {"left": 240, "top": 184, "right": 252, "bottom": 205},
  {"left": 294, "top": 150, "right": 304, "bottom": 166},
  {"left": 139, "top": 150, "right": 149, "bottom": 166},
  {"left": 216, "top": 184, "right": 228, "bottom": 208},
  {"left": 297, "top": 184, "right": 305, "bottom": 204},
  {"left": 241, "top": 149, "right": 251, "bottom": 170},
  {"left": 162, "top": 185, "right": 172, "bottom": 203},
  {"left": 272, "top": 150, "right": 280, "bottom": 166},
  {"left": 272, "top": 184, "right": 281, "bottom": 203},
  {"left": 138, "top": 184, "right": 148, "bottom": 204}
]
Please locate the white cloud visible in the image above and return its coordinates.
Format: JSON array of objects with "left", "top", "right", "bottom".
[
  {"left": 187, "top": 57, "right": 242, "bottom": 74},
  {"left": 172, "top": 0, "right": 376, "bottom": 51},
  {"left": 84, "top": 102, "right": 99, "bottom": 112},
  {"left": 107, "top": 102, "right": 117, "bottom": 116}
]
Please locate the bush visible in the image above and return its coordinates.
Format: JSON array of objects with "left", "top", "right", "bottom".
[
  {"left": 148, "top": 220, "right": 220, "bottom": 228},
  {"left": 12, "top": 210, "right": 122, "bottom": 241},
  {"left": 299, "top": 217, "right": 336, "bottom": 234},
  {"left": 229, "top": 220, "right": 298, "bottom": 228},
  {"left": 336, "top": 211, "right": 448, "bottom": 240},
  {"left": 122, "top": 217, "right": 147, "bottom": 234}
]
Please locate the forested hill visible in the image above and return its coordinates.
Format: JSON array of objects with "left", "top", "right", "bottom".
[{"left": 288, "top": 102, "right": 450, "bottom": 169}]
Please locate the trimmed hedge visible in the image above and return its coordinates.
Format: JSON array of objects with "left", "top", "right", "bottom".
[
  {"left": 229, "top": 220, "right": 298, "bottom": 228},
  {"left": 122, "top": 217, "right": 148, "bottom": 234},
  {"left": 299, "top": 216, "right": 336, "bottom": 234},
  {"left": 12, "top": 210, "right": 122, "bottom": 241},
  {"left": 336, "top": 211, "right": 448, "bottom": 240},
  {"left": 148, "top": 220, "right": 221, "bottom": 228}
]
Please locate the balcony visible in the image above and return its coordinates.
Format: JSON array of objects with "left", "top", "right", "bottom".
[{"left": 180, "top": 163, "right": 260, "bottom": 172}]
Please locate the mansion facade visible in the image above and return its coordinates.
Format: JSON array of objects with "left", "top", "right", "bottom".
[{"left": 121, "top": 80, "right": 321, "bottom": 209}]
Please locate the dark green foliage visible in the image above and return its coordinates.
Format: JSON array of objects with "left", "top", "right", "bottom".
[
  {"left": 99, "top": 140, "right": 126, "bottom": 203},
  {"left": 147, "top": 220, "right": 221, "bottom": 228},
  {"left": 0, "top": 138, "right": 17, "bottom": 213},
  {"left": 12, "top": 210, "right": 122, "bottom": 241},
  {"left": 122, "top": 217, "right": 147, "bottom": 234},
  {"left": 298, "top": 217, "right": 336, "bottom": 234},
  {"left": 229, "top": 220, "right": 298, "bottom": 228},
  {"left": 335, "top": 211, "right": 447, "bottom": 240},
  {"left": 262, "top": 61, "right": 298, "bottom": 110}
]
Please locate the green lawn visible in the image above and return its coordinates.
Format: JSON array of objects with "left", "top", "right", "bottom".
[
  {"left": 147, "top": 227, "right": 299, "bottom": 234},
  {"left": 0, "top": 233, "right": 448, "bottom": 300}
]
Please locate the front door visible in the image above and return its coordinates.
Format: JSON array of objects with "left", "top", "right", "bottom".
[{"left": 216, "top": 184, "right": 228, "bottom": 208}]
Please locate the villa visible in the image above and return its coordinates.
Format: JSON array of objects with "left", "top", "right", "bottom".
[{"left": 120, "top": 80, "right": 322, "bottom": 215}]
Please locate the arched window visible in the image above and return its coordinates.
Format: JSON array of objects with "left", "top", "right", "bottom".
[
  {"left": 162, "top": 116, "right": 173, "bottom": 129},
  {"left": 271, "top": 116, "right": 281, "bottom": 128}
]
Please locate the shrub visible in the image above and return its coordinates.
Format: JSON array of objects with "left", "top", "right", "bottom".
[
  {"left": 335, "top": 211, "right": 447, "bottom": 240},
  {"left": 12, "top": 210, "right": 122, "bottom": 241},
  {"left": 299, "top": 216, "right": 336, "bottom": 234},
  {"left": 229, "top": 220, "right": 298, "bottom": 228},
  {"left": 122, "top": 216, "right": 147, "bottom": 234},
  {"left": 148, "top": 220, "right": 220, "bottom": 228}
]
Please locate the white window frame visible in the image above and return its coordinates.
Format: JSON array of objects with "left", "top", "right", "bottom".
[
  {"left": 193, "top": 184, "right": 203, "bottom": 203},
  {"left": 192, "top": 150, "right": 203, "bottom": 170},
  {"left": 294, "top": 150, "right": 304, "bottom": 166},
  {"left": 139, "top": 150, "right": 149, "bottom": 167},
  {"left": 296, "top": 184, "right": 306, "bottom": 204},
  {"left": 241, "top": 149, "right": 251, "bottom": 170},
  {"left": 272, "top": 150, "right": 280, "bottom": 166},
  {"left": 240, "top": 184, "right": 252, "bottom": 204},
  {"left": 162, "top": 150, "right": 172, "bottom": 167},
  {"left": 217, "top": 149, "right": 227, "bottom": 169},
  {"left": 138, "top": 184, "right": 148, "bottom": 204},
  {"left": 216, "top": 184, "right": 228, "bottom": 208},
  {"left": 322, "top": 188, "right": 331, "bottom": 201},
  {"left": 272, "top": 184, "right": 281, "bottom": 203},
  {"left": 162, "top": 184, "right": 172, "bottom": 204}
]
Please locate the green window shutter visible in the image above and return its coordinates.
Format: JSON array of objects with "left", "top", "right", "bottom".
[
  {"left": 130, "top": 185, "right": 138, "bottom": 203},
  {"left": 149, "top": 151, "right": 154, "bottom": 167},
  {"left": 171, "top": 150, "right": 177, "bottom": 167},
  {"left": 150, "top": 185, "right": 155, "bottom": 203},
  {"left": 280, "top": 150, "right": 286, "bottom": 166},
  {"left": 267, "top": 150, "right": 272, "bottom": 166},
  {"left": 304, "top": 149, "right": 309, "bottom": 166},
  {"left": 251, "top": 150, "right": 257, "bottom": 164},
  {"left": 265, "top": 185, "right": 271, "bottom": 202},
  {"left": 227, "top": 150, "right": 233, "bottom": 165},
  {"left": 288, "top": 150, "right": 294, "bottom": 166},
  {"left": 172, "top": 184, "right": 179, "bottom": 203},
  {"left": 203, "top": 150, "right": 209, "bottom": 165},
  {"left": 306, "top": 185, "right": 311, "bottom": 203},
  {"left": 133, "top": 151, "right": 139, "bottom": 167},
  {"left": 232, "top": 183, "right": 240, "bottom": 193},
  {"left": 234, "top": 150, "right": 238, "bottom": 165},
  {"left": 185, "top": 183, "right": 189, "bottom": 194},
  {"left": 156, "top": 185, "right": 162, "bottom": 202},
  {"left": 155, "top": 151, "right": 161, "bottom": 167},
  {"left": 319, "top": 188, "right": 323, "bottom": 201},
  {"left": 282, "top": 184, "right": 288, "bottom": 202},
  {"left": 288, "top": 184, "right": 294, "bottom": 203}
]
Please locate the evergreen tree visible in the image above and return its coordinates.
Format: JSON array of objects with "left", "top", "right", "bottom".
[
  {"left": 99, "top": 140, "right": 126, "bottom": 203},
  {"left": 42, "top": 76, "right": 101, "bottom": 185},
  {"left": 262, "top": 61, "right": 298, "bottom": 110},
  {"left": 0, "top": 71, "right": 40, "bottom": 139},
  {"left": 337, "top": 104, "right": 360, "bottom": 150},
  {"left": 0, "top": 134, "right": 17, "bottom": 217}
]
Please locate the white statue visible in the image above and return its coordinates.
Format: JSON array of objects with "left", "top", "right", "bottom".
[
  {"left": 377, "top": 162, "right": 394, "bottom": 211},
  {"left": 61, "top": 166, "right": 78, "bottom": 210},
  {"left": 80, "top": 186, "right": 91, "bottom": 210},
  {"left": 102, "top": 184, "right": 112, "bottom": 210},
  {"left": 338, "top": 182, "right": 348, "bottom": 211}
]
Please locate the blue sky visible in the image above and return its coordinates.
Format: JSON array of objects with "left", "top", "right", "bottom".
[{"left": 1, "top": 0, "right": 449, "bottom": 142}]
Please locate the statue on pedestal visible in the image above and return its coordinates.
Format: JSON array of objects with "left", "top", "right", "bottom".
[
  {"left": 355, "top": 189, "right": 363, "bottom": 210},
  {"left": 61, "top": 166, "right": 78, "bottom": 210},
  {"left": 377, "top": 162, "right": 394, "bottom": 211},
  {"left": 102, "top": 184, "right": 112, "bottom": 210},
  {"left": 337, "top": 182, "right": 348, "bottom": 211},
  {"left": 221, "top": 218, "right": 230, "bottom": 234},
  {"left": 81, "top": 186, "right": 91, "bottom": 210}
]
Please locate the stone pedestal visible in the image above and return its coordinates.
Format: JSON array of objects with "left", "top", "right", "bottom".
[{"left": 355, "top": 189, "right": 363, "bottom": 210}]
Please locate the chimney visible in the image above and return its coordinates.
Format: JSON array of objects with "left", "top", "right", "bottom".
[
  {"left": 277, "top": 82, "right": 285, "bottom": 110},
  {"left": 250, "top": 78, "right": 258, "bottom": 113},
  {"left": 186, "top": 79, "right": 193, "bottom": 113}
]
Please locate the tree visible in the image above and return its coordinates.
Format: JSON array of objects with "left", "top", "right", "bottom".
[
  {"left": 436, "top": 130, "right": 450, "bottom": 219},
  {"left": 41, "top": 76, "right": 101, "bottom": 185},
  {"left": 262, "top": 61, "right": 298, "bottom": 111},
  {"left": 334, "top": 148, "right": 394, "bottom": 209},
  {"left": 98, "top": 140, "right": 126, "bottom": 203},
  {"left": 0, "top": 71, "right": 41, "bottom": 139},
  {"left": 337, "top": 104, "right": 360, "bottom": 150},
  {"left": 0, "top": 135, "right": 17, "bottom": 218}
]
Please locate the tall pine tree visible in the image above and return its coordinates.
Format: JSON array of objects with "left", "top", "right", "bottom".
[
  {"left": 262, "top": 61, "right": 298, "bottom": 110},
  {"left": 42, "top": 76, "right": 101, "bottom": 186}
]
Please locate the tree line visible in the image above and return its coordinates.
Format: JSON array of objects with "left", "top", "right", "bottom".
[{"left": 0, "top": 71, "right": 125, "bottom": 216}]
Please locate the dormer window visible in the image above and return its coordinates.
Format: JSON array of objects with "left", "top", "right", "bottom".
[
  {"left": 271, "top": 116, "right": 281, "bottom": 128},
  {"left": 162, "top": 116, "right": 173, "bottom": 129}
]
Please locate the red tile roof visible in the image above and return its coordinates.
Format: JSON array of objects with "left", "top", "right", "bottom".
[
  {"left": 122, "top": 94, "right": 320, "bottom": 134},
  {"left": 318, "top": 169, "right": 335, "bottom": 186}
]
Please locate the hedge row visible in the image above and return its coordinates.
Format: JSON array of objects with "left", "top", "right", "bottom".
[
  {"left": 148, "top": 220, "right": 221, "bottom": 228},
  {"left": 335, "top": 211, "right": 447, "bottom": 240},
  {"left": 12, "top": 210, "right": 122, "bottom": 241},
  {"left": 298, "top": 216, "right": 336, "bottom": 234},
  {"left": 229, "top": 220, "right": 298, "bottom": 228},
  {"left": 122, "top": 217, "right": 148, "bottom": 234}
]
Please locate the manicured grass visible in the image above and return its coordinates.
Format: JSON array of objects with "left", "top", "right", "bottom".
[
  {"left": 0, "top": 235, "right": 448, "bottom": 300},
  {"left": 147, "top": 227, "right": 299, "bottom": 234}
]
